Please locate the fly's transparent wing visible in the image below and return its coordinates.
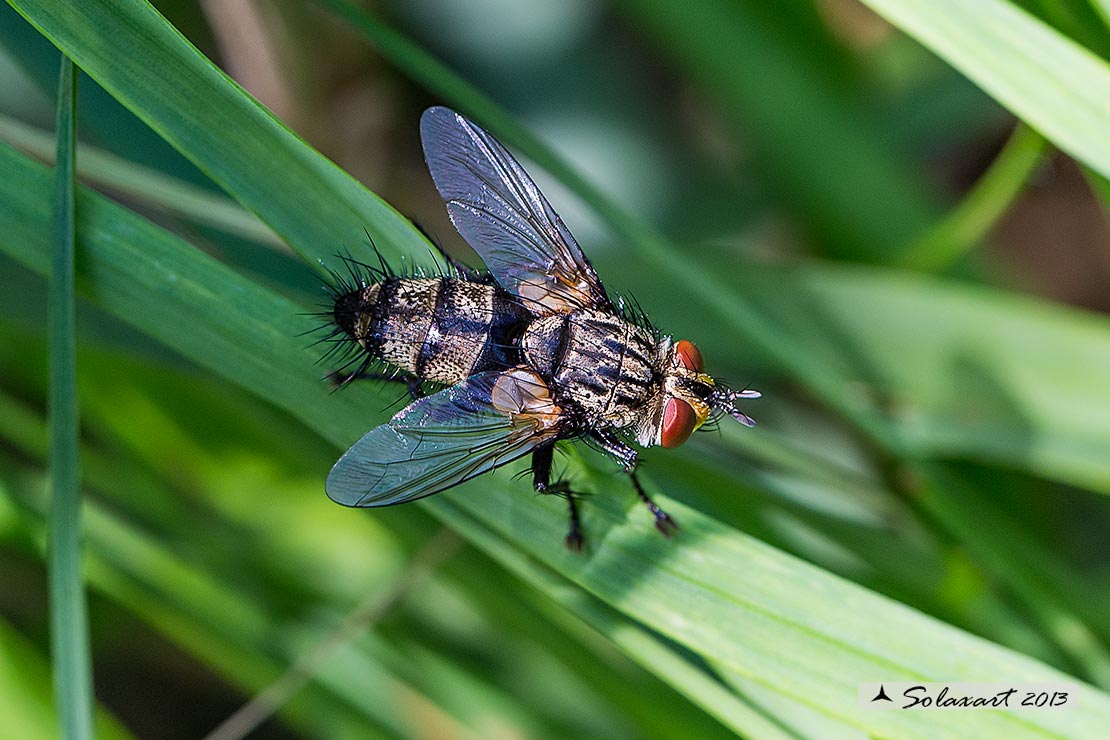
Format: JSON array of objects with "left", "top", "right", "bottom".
[
  {"left": 420, "top": 106, "right": 612, "bottom": 315},
  {"left": 326, "top": 369, "right": 565, "bottom": 507}
]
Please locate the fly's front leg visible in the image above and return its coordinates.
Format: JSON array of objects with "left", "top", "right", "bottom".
[
  {"left": 532, "top": 443, "right": 585, "bottom": 551},
  {"left": 590, "top": 432, "right": 679, "bottom": 538},
  {"left": 629, "top": 468, "right": 678, "bottom": 538}
]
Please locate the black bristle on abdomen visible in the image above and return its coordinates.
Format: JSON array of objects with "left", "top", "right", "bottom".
[{"left": 332, "top": 289, "right": 370, "bottom": 338}]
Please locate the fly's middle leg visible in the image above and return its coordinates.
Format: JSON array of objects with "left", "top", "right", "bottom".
[
  {"left": 591, "top": 431, "right": 679, "bottom": 538},
  {"left": 532, "top": 444, "right": 586, "bottom": 551}
]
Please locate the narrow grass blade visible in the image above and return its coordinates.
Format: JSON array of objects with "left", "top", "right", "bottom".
[
  {"left": 47, "top": 55, "right": 94, "bottom": 740},
  {"left": 0, "top": 616, "right": 135, "bottom": 740},
  {"left": 857, "top": 0, "right": 1110, "bottom": 181}
]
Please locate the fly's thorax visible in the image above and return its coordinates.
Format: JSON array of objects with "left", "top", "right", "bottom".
[
  {"left": 334, "top": 276, "right": 526, "bottom": 384},
  {"left": 527, "top": 308, "right": 664, "bottom": 429}
]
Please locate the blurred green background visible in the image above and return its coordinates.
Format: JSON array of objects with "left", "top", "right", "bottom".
[{"left": 2, "top": 0, "right": 1110, "bottom": 738}]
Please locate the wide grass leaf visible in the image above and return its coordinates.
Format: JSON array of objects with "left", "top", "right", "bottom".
[
  {"left": 719, "top": 261, "right": 1110, "bottom": 497},
  {"left": 1, "top": 142, "right": 1107, "bottom": 740}
]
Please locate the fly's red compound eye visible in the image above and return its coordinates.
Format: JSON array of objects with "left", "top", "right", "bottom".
[
  {"left": 660, "top": 397, "right": 697, "bottom": 448},
  {"left": 675, "top": 340, "right": 703, "bottom": 372}
]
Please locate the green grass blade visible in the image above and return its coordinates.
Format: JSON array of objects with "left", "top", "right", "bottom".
[
  {"left": 901, "top": 124, "right": 1048, "bottom": 271},
  {"left": 2, "top": 142, "right": 1108, "bottom": 740},
  {"left": 1094, "top": 0, "right": 1110, "bottom": 32},
  {"left": 0, "top": 2, "right": 213, "bottom": 191},
  {"left": 857, "top": 0, "right": 1110, "bottom": 181},
  {"left": 46, "top": 55, "right": 94, "bottom": 740}
]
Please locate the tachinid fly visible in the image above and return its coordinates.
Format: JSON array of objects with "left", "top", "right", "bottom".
[{"left": 321, "top": 107, "right": 760, "bottom": 549}]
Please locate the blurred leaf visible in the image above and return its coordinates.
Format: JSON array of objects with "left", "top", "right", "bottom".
[
  {"left": 616, "top": 0, "right": 940, "bottom": 261},
  {"left": 1095, "top": 0, "right": 1110, "bottom": 33},
  {"left": 2, "top": 140, "right": 1109, "bottom": 740},
  {"left": 857, "top": 0, "right": 1110, "bottom": 181},
  {"left": 725, "top": 261, "right": 1110, "bottom": 497}
]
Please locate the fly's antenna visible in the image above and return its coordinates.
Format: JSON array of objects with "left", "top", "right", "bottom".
[{"left": 712, "top": 385, "right": 761, "bottom": 428}]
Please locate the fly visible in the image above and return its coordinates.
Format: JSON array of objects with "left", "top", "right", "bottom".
[{"left": 321, "top": 107, "right": 760, "bottom": 549}]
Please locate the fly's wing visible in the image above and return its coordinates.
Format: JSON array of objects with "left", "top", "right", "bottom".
[
  {"left": 420, "top": 106, "right": 612, "bottom": 315},
  {"left": 326, "top": 369, "right": 565, "bottom": 507}
]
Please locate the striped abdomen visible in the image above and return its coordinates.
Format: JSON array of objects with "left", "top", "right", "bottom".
[{"left": 334, "top": 277, "right": 527, "bottom": 384}]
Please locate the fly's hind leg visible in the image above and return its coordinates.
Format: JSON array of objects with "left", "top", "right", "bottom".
[
  {"left": 329, "top": 369, "right": 424, "bottom": 400},
  {"left": 532, "top": 444, "right": 586, "bottom": 551},
  {"left": 590, "top": 432, "right": 679, "bottom": 538}
]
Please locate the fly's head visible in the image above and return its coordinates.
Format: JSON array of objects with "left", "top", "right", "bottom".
[{"left": 638, "top": 339, "right": 760, "bottom": 448}]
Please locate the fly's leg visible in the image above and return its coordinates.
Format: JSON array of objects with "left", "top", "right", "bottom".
[
  {"left": 590, "top": 432, "right": 679, "bottom": 538},
  {"left": 532, "top": 444, "right": 586, "bottom": 551},
  {"left": 563, "top": 494, "right": 584, "bottom": 552},
  {"left": 329, "top": 370, "right": 424, "bottom": 400},
  {"left": 629, "top": 468, "right": 679, "bottom": 538}
]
